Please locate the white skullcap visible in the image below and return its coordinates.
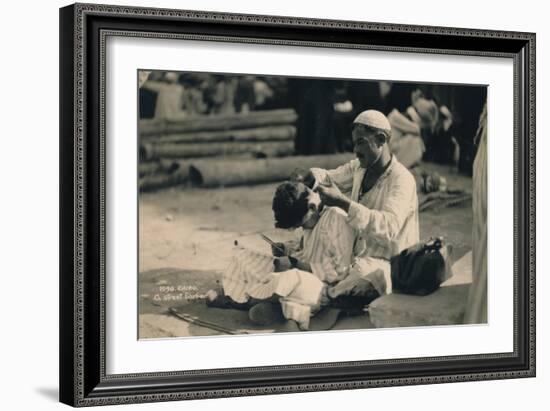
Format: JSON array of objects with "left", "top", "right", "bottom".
[{"left": 353, "top": 109, "right": 392, "bottom": 132}]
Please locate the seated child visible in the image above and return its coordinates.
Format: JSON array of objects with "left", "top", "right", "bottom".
[{"left": 207, "top": 181, "right": 358, "bottom": 330}]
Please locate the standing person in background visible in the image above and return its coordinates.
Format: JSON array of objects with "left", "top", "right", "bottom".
[
  {"left": 293, "top": 80, "right": 338, "bottom": 155},
  {"left": 386, "top": 94, "right": 439, "bottom": 168},
  {"left": 138, "top": 70, "right": 151, "bottom": 88},
  {"left": 139, "top": 90, "right": 157, "bottom": 119},
  {"left": 464, "top": 102, "right": 488, "bottom": 323},
  {"left": 138, "top": 70, "right": 156, "bottom": 119},
  {"left": 346, "top": 80, "right": 418, "bottom": 116},
  {"left": 179, "top": 74, "right": 208, "bottom": 116},
  {"left": 450, "top": 87, "right": 487, "bottom": 175},
  {"left": 140, "top": 72, "right": 186, "bottom": 120},
  {"left": 235, "top": 76, "right": 275, "bottom": 113},
  {"left": 210, "top": 76, "right": 239, "bottom": 115}
]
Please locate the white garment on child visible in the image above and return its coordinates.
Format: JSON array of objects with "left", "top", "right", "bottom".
[
  {"left": 248, "top": 269, "right": 325, "bottom": 330},
  {"left": 221, "top": 248, "right": 325, "bottom": 329}
]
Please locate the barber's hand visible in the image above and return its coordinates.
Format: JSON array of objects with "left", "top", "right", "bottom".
[
  {"left": 314, "top": 182, "right": 350, "bottom": 211},
  {"left": 271, "top": 242, "right": 287, "bottom": 257},
  {"left": 273, "top": 256, "right": 294, "bottom": 272}
]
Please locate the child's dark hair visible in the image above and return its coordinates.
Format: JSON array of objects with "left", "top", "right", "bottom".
[{"left": 272, "top": 181, "right": 309, "bottom": 229}]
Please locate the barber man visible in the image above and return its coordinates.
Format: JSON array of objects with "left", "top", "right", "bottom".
[{"left": 307, "top": 110, "right": 420, "bottom": 308}]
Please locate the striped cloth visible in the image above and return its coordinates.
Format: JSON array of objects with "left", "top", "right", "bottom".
[{"left": 222, "top": 247, "right": 275, "bottom": 304}]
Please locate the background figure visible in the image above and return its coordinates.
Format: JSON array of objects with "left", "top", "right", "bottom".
[
  {"left": 138, "top": 70, "right": 151, "bottom": 88},
  {"left": 179, "top": 73, "right": 208, "bottom": 116},
  {"left": 234, "top": 75, "right": 257, "bottom": 113},
  {"left": 386, "top": 94, "right": 437, "bottom": 168},
  {"left": 209, "top": 76, "right": 239, "bottom": 115},
  {"left": 434, "top": 86, "right": 487, "bottom": 175},
  {"left": 332, "top": 82, "right": 355, "bottom": 152},
  {"left": 464, "top": 102, "right": 487, "bottom": 323},
  {"left": 346, "top": 81, "right": 418, "bottom": 116},
  {"left": 421, "top": 103, "right": 457, "bottom": 165},
  {"left": 139, "top": 71, "right": 159, "bottom": 119},
  {"left": 235, "top": 76, "right": 275, "bottom": 113},
  {"left": 294, "top": 80, "right": 337, "bottom": 155},
  {"left": 140, "top": 72, "right": 186, "bottom": 120}
]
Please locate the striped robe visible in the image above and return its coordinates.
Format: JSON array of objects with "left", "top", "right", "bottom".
[
  {"left": 293, "top": 206, "right": 357, "bottom": 283},
  {"left": 221, "top": 207, "right": 357, "bottom": 329}
]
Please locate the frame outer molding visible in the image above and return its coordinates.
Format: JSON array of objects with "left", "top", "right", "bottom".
[{"left": 59, "top": 2, "right": 536, "bottom": 407}]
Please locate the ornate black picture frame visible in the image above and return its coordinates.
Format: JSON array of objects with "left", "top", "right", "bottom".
[{"left": 59, "top": 3, "right": 535, "bottom": 407}]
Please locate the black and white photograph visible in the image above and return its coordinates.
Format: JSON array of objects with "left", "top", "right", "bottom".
[
  {"left": 137, "top": 70, "right": 488, "bottom": 338},
  {"left": 1, "top": 0, "right": 545, "bottom": 408}
]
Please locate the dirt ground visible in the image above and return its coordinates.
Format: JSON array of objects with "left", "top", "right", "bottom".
[{"left": 138, "top": 162, "right": 473, "bottom": 338}]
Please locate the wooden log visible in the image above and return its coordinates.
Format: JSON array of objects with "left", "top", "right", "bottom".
[
  {"left": 188, "top": 153, "right": 355, "bottom": 187},
  {"left": 139, "top": 173, "right": 188, "bottom": 192},
  {"left": 139, "top": 162, "right": 159, "bottom": 177},
  {"left": 139, "top": 118, "right": 165, "bottom": 136},
  {"left": 138, "top": 159, "right": 179, "bottom": 177},
  {"left": 138, "top": 160, "right": 195, "bottom": 191},
  {"left": 139, "top": 109, "right": 297, "bottom": 136},
  {"left": 141, "top": 141, "right": 294, "bottom": 160},
  {"left": 141, "top": 125, "right": 296, "bottom": 144}
]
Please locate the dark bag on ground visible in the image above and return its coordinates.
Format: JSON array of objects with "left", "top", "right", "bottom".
[{"left": 390, "top": 237, "right": 453, "bottom": 296}]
